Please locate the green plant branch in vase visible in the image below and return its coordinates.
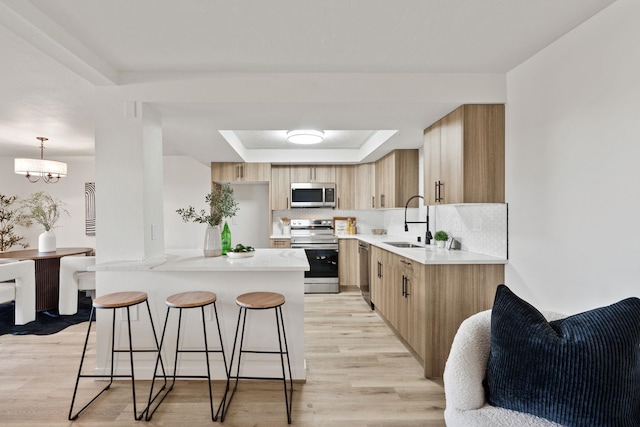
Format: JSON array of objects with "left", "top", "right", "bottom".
[
  {"left": 0, "top": 193, "right": 32, "bottom": 251},
  {"left": 20, "top": 191, "right": 70, "bottom": 252},
  {"left": 176, "top": 184, "right": 239, "bottom": 256}
]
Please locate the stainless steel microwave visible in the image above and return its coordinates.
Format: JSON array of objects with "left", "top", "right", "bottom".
[{"left": 290, "top": 182, "right": 336, "bottom": 208}]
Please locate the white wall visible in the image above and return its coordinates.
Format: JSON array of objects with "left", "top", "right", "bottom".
[
  {"left": 1, "top": 155, "right": 216, "bottom": 253},
  {"left": 227, "top": 183, "right": 270, "bottom": 249},
  {"left": 163, "top": 155, "right": 213, "bottom": 250},
  {"left": 505, "top": 0, "right": 640, "bottom": 313},
  {"left": 0, "top": 156, "right": 96, "bottom": 250}
]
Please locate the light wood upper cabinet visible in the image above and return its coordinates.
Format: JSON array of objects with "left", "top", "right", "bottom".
[
  {"left": 290, "top": 165, "right": 335, "bottom": 183},
  {"left": 211, "top": 162, "right": 271, "bottom": 183},
  {"left": 375, "top": 150, "right": 419, "bottom": 208},
  {"left": 423, "top": 123, "right": 441, "bottom": 205},
  {"left": 335, "top": 165, "right": 356, "bottom": 210},
  {"left": 270, "top": 165, "right": 290, "bottom": 210},
  {"left": 423, "top": 104, "right": 505, "bottom": 204},
  {"left": 354, "top": 163, "right": 375, "bottom": 210}
]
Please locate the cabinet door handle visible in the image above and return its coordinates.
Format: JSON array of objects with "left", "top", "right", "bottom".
[
  {"left": 405, "top": 277, "right": 410, "bottom": 298},
  {"left": 372, "top": 196, "right": 375, "bottom": 208},
  {"left": 240, "top": 164, "right": 244, "bottom": 179},
  {"left": 381, "top": 194, "right": 385, "bottom": 208},
  {"left": 377, "top": 261, "right": 382, "bottom": 278},
  {"left": 434, "top": 181, "right": 438, "bottom": 203},
  {"left": 401, "top": 276, "right": 406, "bottom": 297}
]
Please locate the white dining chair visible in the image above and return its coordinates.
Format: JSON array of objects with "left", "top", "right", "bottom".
[
  {"left": 0, "top": 260, "right": 36, "bottom": 325},
  {"left": 59, "top": 255, "right": 96, "bottom": 315}
]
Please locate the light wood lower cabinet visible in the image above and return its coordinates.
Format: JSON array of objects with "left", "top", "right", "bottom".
[
  {"left": 270, "top": 238, "right": 291, "bottom": 248},
  {"left": 370, "top": 245, "right": 503, "bottom": 378},
  {"left": 338, "top": 239, "right": 359, "bottom": 288},
  {"left": 423, "top": 263, "right": 502, "bottom": 378}
]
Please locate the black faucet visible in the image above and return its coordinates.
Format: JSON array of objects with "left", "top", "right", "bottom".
[{"left": 403, "top": 195, "right": 433, "bottom": 245}]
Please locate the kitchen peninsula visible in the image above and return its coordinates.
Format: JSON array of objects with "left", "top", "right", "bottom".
[{"left": 90, "top": 248, "right": 309, "bottom": 380}]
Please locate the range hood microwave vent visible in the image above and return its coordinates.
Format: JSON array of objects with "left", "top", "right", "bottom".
[{"left": 290, "top": 182, "right": 336, "bottom": 208}]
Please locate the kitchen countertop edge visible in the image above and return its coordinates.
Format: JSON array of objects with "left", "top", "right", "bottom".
[
  {"left": 342, "top": 234, "right": 507, "bottom": 265},
  {"left": 91, "top": 248, "right": 310, "bottom": 272}
]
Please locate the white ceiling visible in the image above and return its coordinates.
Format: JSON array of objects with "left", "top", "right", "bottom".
[{"left": 0, "top": 0, "right": 617, "bottom": 163}]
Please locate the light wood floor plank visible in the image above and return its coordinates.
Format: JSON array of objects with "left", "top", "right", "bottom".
[{"left": 0, "top": 287, "right": 445, "bottom": 426}]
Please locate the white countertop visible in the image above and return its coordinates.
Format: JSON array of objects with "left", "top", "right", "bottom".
[
  {"left": 91, "top": 248, "right": 310, "bottom": 272},
  {"left": 271, "top": 231, "right": 506, "bottom": 264},
  {"left": 350, "top": 234, "right": 507, "bottom": 265}
]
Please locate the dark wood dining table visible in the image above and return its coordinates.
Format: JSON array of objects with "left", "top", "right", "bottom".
[{"left": 0, "top": 247, "right": 94, "bottom": 312}]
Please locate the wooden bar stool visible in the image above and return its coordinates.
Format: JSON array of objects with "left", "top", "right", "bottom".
[
  {"left": 68, "top": 291, "right": 166, "bottom": 421},
  {"left": 221, "top": 291, "right": 293, "bottom": 424},
  {"left": 146, "top": 291, "right": 228, "bottom": 421}
]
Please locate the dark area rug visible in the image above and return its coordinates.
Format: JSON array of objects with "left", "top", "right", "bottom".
[{"left": 0, "top": 291, "right": 92, "bottom": 336}]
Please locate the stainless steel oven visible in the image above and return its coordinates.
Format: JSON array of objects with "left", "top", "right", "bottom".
[{"left": 290, "top": 219, "right": 339, "bottom": 294}]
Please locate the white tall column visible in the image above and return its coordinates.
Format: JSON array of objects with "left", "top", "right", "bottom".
[{"left": 94, "top": 89, "right": 165, "bottom": 262}]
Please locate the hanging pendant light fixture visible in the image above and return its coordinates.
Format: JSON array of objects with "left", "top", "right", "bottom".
[{"left": 14, "top": 137, "right": 67, "bottom": 183}]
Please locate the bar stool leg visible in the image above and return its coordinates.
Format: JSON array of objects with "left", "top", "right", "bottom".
[
  {"left": 147, "top": 298, "right": 227, "bottom": 422},
  {"left": 199, "top": 305, "right": 216, "bottom": 421},
  {"left": 221, "top": 303, "right": 293, "bottom": 424},
  {"left": 69, "top": 306, "right": 107, "bottom": 420},
  {"left": 69, "top": 298, "right": 164, "bottom": 421},
  {"left": 220, "top": 306, "right": 247, "bottom": 422},
  {"left": 146, "top": 306, "right": 172, "bottom": 420},
  {"left": 276, "top": 306, "right": 293, "bottom": 423}
]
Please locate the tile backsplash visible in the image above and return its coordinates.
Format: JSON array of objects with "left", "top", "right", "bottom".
[
  {"left": 432, "top": 204, "right": 507, "bottom": 258},
  {"left": 273, "top": 203, "right": 508, "bottom": 259}
]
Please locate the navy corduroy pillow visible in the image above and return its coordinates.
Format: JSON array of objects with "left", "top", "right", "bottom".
[{"left": 485, "top": 285, "right": 640, "bottom": 427}]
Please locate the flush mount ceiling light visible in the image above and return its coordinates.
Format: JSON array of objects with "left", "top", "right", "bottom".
[
  {"left": 286, "top": 130, "right": 324, "bottom": 145},
  {"left": 14, "top": 137, "right": 67, "bottom": 183}
]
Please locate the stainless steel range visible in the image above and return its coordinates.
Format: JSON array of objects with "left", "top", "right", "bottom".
[{"left": 290, "top": 219, "right": 339, "bottom": 294}]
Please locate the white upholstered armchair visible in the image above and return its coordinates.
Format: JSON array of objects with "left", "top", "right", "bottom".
[
  {"left": 0, "top": 260, "right": 36, "bottom": 325},
  {"left": 443, "top": 309, "right": 565, "bottom": 427},
  {"left": 58, "top": 255, "right": 96, "bottom": 315}
]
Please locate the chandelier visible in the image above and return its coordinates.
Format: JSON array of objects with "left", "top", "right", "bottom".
[{"left": 14, "top": 137, "right": 67, "bottom": 183}]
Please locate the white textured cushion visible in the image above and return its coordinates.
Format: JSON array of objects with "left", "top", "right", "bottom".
[{"left": 444, "top": 309, "right": 565, "bottom": 427}]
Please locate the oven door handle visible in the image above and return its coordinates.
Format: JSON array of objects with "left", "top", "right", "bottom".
[{"left": 291, "top": 244, "right": 339, "bottom": 250}]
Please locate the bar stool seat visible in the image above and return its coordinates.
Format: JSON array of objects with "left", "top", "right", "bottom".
[
  {"left": 222, "top": 291, "right": 293, "bottom": 424},
  {"left": 146, "top": 291, "right": 228, "bottom": 422},
  {"left": 93, "top": 291, "right": 147, "bottom": 308},
  {"left": 236, "top": 291, "right": 285, "bottom": 309},
  {"left": 69, "top": 291, "right": 165, "bottom": 421}
]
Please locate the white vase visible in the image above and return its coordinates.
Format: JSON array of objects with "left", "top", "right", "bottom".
[
  {"left": 39, "top": 230, "right": 56, "bottom": 252},
  {"left": 436, "top": 240, "right": 446, "bottom": 248},
  {"left": 203, "top": 225, "right": 222, "bottom": 257}
]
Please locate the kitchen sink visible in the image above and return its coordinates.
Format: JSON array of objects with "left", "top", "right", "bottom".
[{"left": 383, "top": 242, "right": 424, "bottom": 248}]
